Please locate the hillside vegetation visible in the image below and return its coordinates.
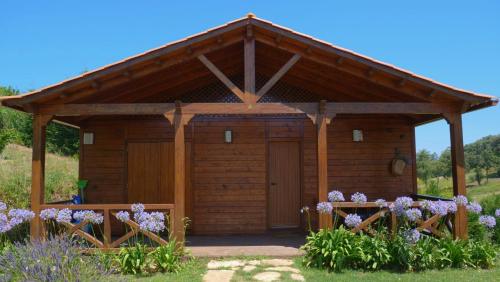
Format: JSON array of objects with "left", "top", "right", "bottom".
[{"left": 0, "top": 144, "right": 78, "bottom": 208}]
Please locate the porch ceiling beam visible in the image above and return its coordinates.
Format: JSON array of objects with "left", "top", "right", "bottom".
[
  {"left": 197, "top": 54, "right": 246, "bottom": 102},
  {"left": 37, "top": 102, "right": 459, "bottom": 116},
  {"left": 255, "top": 54, "right": 301, "bottom": 102}
]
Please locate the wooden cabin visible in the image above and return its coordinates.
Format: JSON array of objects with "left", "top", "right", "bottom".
[{"left": 1, "top": 15, "right": 497, "bottom": 243}]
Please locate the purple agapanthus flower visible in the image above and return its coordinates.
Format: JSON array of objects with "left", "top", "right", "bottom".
[
  {"left": 139, "top": 218, "right": 165, "bottom": 233},
  {"left": 403, "top": 229, "right": 421, "bottom": 244},
  {"left": 479, "top": 215, "right": 496, "bottom": 228},
  {"left": 0, "top": 213, "right": 12, "bottom": 233},
  {"left": 351, "top": 192, "right": 367, "bottom": 205},
  {"left": 420, "top": 200, "right": 433, "bottom": 211},
  {"left": 131, "top": 203, "right": 145, "bottom": 214},
  {"left": 72, "top": 210, "right": 103, "bottom": 224},
  {"left": 344, "top": 213, "right": 362, "bottom": 228},
  {"left": 395, "top": 196, "right": 414, "bottom": 209},
  {"left": 328, "top": 190, "right": 345, "bottom": 202},
  {"left": 447, "top": 202, "right": 458, "bottom": 214},
  {"left": 9, "top": 217, "right": 22, "bottom": 228},
  {"left": 150, "top": 212, "right": 165, "bottom": 222},
  {"left": 375, "top": 199, "right": 387, "bottom": 208},
  {"left": 0, "top": 201, "right": 7, "bottom": 211},
  {"left": 405, "top": 208, "right": 422, "bottom": 222},
  {"left": 56, "top": 208, "right": 72, "bottom": 223},
  {"left": 115, "top": 211, "right": 130, "bottom": 222},
  {"left": 495, "top": 209, "right": 500, "bottom": 218},
  {"left": 453, "top": 195, "right": 468, "bottom": 206},
  {"left": 8, "top": 209, "right": 35, "bottom": 223},
  {"left": 466, "top": 202, "right": 482, "bottom": 214},
  {"left": 316, "top": 202, "right": 333, "bottom": 214},
  {"left": 40, "top": 208, "right": 58, "bottom": 220},
  {"left": 429, "top": 200, "right": 449, "bottom": 216}
]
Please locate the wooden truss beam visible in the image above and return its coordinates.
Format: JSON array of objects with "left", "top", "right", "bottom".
[
  {"left": 197, "top": 54, "right": 246, "bottom": 102},
  {"left": 37, "top": 102, "right": 460, "bottom": 116},
  {"left": 256, "top": 54, "right": 301, "bottom": 102},
  {"left": 244, "top": 25, "right": 257, "bottom": 103}
]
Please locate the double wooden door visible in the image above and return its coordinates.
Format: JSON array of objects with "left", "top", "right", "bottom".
[{"left": 268, "top": 141, "right": 301, "bottom": 228}]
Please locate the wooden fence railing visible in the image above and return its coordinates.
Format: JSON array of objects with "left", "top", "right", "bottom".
[
  {"left": 39, "top": 203, "right": 174, "bottom": 250},
  {"left": 331, "top": 201, "right": 453, "bottom": 237}
]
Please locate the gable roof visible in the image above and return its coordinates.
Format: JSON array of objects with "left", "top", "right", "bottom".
[{"left": 1, "top": 14, "right": 497, "bottom": 115}]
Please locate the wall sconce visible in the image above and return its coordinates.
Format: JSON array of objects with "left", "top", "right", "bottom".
[
  {"left": 224, "top": 129, "right": 232, "bottom": 144},
  {"left": 83, "top": 132, "right": 94, "bottom": 145},
  {"left": 353, "top": 129, "right": 363, "bottom": 142}
]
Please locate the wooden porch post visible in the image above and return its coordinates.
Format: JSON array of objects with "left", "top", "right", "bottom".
[
  {"left": 446, "top": 113, "right": 467, "bottom": 239},
  {"left": 165, "top": 102, "right": 193, "bottom": 243},
  {"left": 316, "top": 101, "right": 333, "bottom": 229},
  {"left": 30, "top": 114, "right": 52, "bottom": 239}
]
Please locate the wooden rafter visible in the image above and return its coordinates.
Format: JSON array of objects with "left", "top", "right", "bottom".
[
  {"left": 256, "top": 54, "right": 301, "bottom": 102},
  {"left": 198, "top": 54, "right": 246, "bottom": 102}
]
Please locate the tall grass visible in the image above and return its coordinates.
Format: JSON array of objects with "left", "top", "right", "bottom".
[{"left": 0, "top": 144, "right": 78, "bottom": 208}]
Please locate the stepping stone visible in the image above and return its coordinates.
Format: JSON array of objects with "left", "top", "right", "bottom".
[
  {"left": 247, "top": 260, "right": 262, "bottom": 265},
  {"left": 207, "top": 260, "right": 244, "bottom": 269},
  {"left": 253, "top": 271, "right": 281, "bottom": 282},
  {"left": 291, "top": 273, "right": 305, "bottom": 281},
  {"left": 203, "top": 270, "right": 235, "bottom": 282},
  {"left": 266, "top": 266, "right": 300, "bottom": 273},
  {"left": 261, "top": 259, "right": 294, "bottom": 266},
  {"left": 243, "top": 265, "right": 256, "bottom": 272}
]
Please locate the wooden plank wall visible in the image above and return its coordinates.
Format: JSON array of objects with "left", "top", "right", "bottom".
[{"left": 81, "top": 115, "right": 415, "bottom": 235}]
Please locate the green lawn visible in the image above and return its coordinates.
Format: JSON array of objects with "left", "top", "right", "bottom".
[
  {"left": 418, "top": 177, "right": 500, "bottom": 202},
  {"left": 117, "top": 257, "right": 500, "bottom": 282}
]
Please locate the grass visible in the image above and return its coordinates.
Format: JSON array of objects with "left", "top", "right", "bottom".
[
  {"left": 418, "top": 176, "right": 500, "bottom": 202},
  {"left": 116, "top": 256, "right": 500, "bottom": 282},
  {"left": 0, "top": 144, "right": 78, "bottom": 208}
]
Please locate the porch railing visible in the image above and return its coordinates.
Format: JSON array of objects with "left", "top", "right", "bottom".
[
  {"left": 39, "top": 203, "right": 174, "bottom": 250},
  {"left": 330, "top": 201, "right": 454, "bottom": 238}
]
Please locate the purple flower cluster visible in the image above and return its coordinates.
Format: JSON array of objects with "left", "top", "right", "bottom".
[
  {"left": 466, "top": 202, "right": 482, "bottom": 214},
  {"left": 8, "top": 209, "right": 35, "bottom": 223},
  {"left": 351, "top": 192, "right": 367, "bottom": 204},
  {"left": 405, "top": 208, "right": 422, "bottom": 222},
  {"left": 115, "top": 211, "right": 130, "bottom": 222},
  {"left": 0, "top": 201, "right": 6, "bottom": 211},
  {"left": 0, "top": 203, "right": 35, "bottom": 233},
  {"left": 422, "top": 200, "right": 456, "bottom": 216},
  {"left": 316, "top": 202, "right": 333, "bottom": 214},
  {"left": 375, "top": 199, "right": 387, "bottom": 208},
  {"left": 56, "top": 208, "right": 72, "bottom": 223},
  {"left": 453, "top": 195, "right": 468, "bottom": 206},
  {"left": 344, "top": 213, "right": 362, "bottom": 228},
  {"left": 73, "top": 210, "right": 104, "bottom": 224},
  {"left": 391, "top": 196, "right": 414, "bottom": 216},
  {"left": 328, "top": 190, "right": 345, "bottom": 202},
  {"left": 127, "top": 203, "right": 166, "bottom": 233},
  {"left": 479, "top": 215, "right": 496, "bottom": 228},
  {"left": 40, "top": 208, "right": 58, "bottom": 220},
  {"left": 496, "top": 209, "right": 500, "bottom": 218},
  {"left": 403, "top": 229, "right": 421, "bottom": 244}
]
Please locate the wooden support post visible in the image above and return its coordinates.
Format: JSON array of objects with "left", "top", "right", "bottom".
[
  {"left": 165, "top": 102, "right": 193, "bottom": 243},
  {"left": 445, "top": 113, "right": 467, "bottom": 239},
  {"left": 244, "top": 25, "right": 256, "bottom": 103},
  {"left": 103, "top": 209, "right": 111, "bottom": 248},
  {"left": 316, "top": 101, "right": 333, "bottom": 229},
  {"left": 30, "top": 114, "right": 52, "bottom": 240}
]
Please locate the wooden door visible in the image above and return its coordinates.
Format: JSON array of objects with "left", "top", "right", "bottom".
[
  {"left": 268, "top": 141, "right": 301, "bottom": 228},
  {"left": 127, "top": 142, "right": 174, "bottom": 204}
]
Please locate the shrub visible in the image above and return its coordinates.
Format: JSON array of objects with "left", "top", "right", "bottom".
[
  {"left": 116, "top": 243, "right": 150, "bottom": 275},
  {"left": 0, "top": 235, "right": 111, "bottom": 281},
  {"left": 357, "top": 234, "right": 391, "bottom": 270},
  {"left": 301, "top": 226, "right": 358, "bottom": 272},
  {"left": 150, "top": 239, "right": 184, "bottom": 273},
  {"left": 435, "top": 238, "right": 472, "bottom": 268}
]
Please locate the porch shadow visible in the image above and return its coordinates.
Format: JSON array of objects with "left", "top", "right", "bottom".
[{"left": 185, "top": 231, "right": 306, "bottom": 257}]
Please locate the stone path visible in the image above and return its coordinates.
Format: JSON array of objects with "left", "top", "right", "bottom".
[{"left": 203, "top": 258, "right": 305, "bottom": 282}]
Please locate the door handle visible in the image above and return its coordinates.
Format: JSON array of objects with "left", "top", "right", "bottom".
[{"left": 271, "top": 182, "right": 277, "bottom": 185}]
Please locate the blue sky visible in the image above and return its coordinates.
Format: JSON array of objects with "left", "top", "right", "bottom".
[{"left": 1, "top": 1, "right": 499, "bottom": 153}]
